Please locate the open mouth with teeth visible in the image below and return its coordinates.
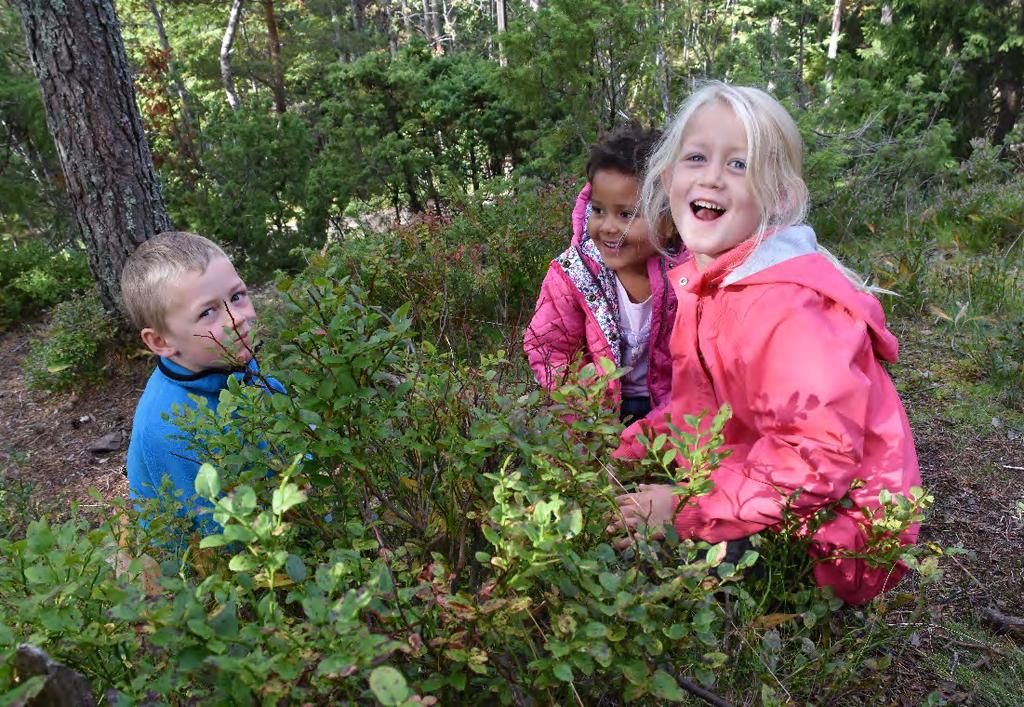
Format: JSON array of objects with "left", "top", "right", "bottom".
[{"left": 691, "top": 199, "right": 726, "bottom": 221}]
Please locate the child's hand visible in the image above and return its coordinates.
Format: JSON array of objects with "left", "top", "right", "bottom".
[{"left": 607, "top": 484, "right": 677, "bottom": 547}]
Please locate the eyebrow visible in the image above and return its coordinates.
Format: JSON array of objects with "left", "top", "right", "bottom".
[
  {"left": 591, "top": 196, "right": 639, "bottom": 210},
  {"left": 681, "top": 139, "right": 747, "bottom": 154},
  {"left": 192, "top": 281, "right": 246, "bottom": 315}
]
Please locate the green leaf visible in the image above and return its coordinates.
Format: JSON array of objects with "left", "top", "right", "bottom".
[
  {"left": 222, "top": 525, "right": 256, "bottom": 544},
  {"left": 232, "top": 486, "right": 257, "bottom": 516},
  {"left": 228, "top": 553, "right": 259, "bottom": 572},
  {"left": 650, "top": 669, "right": 685, "bottom": 701},
  {"left": 23, "top": 565, "right": 57, "bottom": 584},
  {"left": 663, "top": 623, "right": 689, "bottom": 640},
  {"left": 285, "top": 554, "right": 308, "bottom": 583},
  {"left": 272, "top": 483, "right": 307, "bottom": 515},
  {"left": 598, "top": 572, "right": 620, "bottom": 593},
  {"left": 1, "top": 675, "right": 46, "bottom": 703},
  {"left": 195, "top": 463, "right": 221, "bottom": 500},
  {"left": 209, "top": 601, "right": 238, "bottom": 638},
  {"left": 552, "top": 662, "right": 574, "bottom": 682},
  {"left": 620, "top": 659, "right": 647, "bottom": 685},
  {"left": 705, "top": 541, "right": 727, "bottom": 566},
  {"left": 369, "top": 666, "right": 410, "bottom": 706},
  {"left": 199, "top": 534, "right": 228, "bottom": 549}
]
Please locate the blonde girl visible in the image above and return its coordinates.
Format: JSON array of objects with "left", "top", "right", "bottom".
[{"left": 609, "top": 82, "right": 921, "bottom": 604}]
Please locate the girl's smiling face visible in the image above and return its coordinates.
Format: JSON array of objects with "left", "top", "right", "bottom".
[
  {"left": 588, "top": 169, "right": 656, "bottom": 277},
  {"left": 664, "top": 101, "right": 761, "bottom": 270}
]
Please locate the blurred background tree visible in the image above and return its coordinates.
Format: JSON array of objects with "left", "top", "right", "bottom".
[{"left": 2, "top": 0, "right": 1022, "bottom": 295}]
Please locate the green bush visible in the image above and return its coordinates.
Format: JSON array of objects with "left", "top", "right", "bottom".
[
  {"left": 0, "top": 238, "right": 91, "bottom": 330},
  {"left": 23, "top": 292, "right": 116, "bottom": 391},
  {"left": 165, "top": 105, "right": 317, "bottom": 279},
  {"left": 311, "top": 176, "right": 575, "bottom": 355},
  {"left": 0, "top": 268, "right": 938, "bottom": 704}
]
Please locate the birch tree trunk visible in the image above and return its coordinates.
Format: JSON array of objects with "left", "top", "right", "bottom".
[
  {"left": 825, "top": 0, "right": 842, "bottom": 92},
  {"left": 495, "top": 0, "right": 506, "bottom": 67},
  {"left": 12, "top": 0, "right": 171, "bottom": 313},
  {"left": 221, "top": 0, "right": 244, "bottom": 109},
  {"left": 653, "top": 0, "right": 670, "bottom": 118}
]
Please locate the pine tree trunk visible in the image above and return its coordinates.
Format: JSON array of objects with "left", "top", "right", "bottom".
[
  {"left": 12, "top": 0, "right": 171, "bottom": 314},
  {"left": 146, "top": 0, "right": 200, "bottom": 175},
  {"left": 263, "top": 0, "right": 287, "bottom": 114}
]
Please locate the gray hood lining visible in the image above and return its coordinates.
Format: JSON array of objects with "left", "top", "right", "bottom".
[{"left": 721, "top": 225, "right": 818, "bottom": 286}]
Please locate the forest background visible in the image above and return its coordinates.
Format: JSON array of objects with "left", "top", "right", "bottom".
[{"left": 0, "top": 0, "right": 1023, "bottom": 705}]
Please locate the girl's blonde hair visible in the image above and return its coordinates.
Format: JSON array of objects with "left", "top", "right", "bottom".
[{"left": 642, "top": 81, "right": 878, "bottom": 292}]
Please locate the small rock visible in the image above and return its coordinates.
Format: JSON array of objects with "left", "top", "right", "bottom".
[
  {"left": 992, "top": 417, "right": 1003, "bottom": 428},
  {"left": 87, "top": 430, "right": 124, "bottom": 454},
  {"left": 72, "top": 414, "right": 95, "bottom": 430}
]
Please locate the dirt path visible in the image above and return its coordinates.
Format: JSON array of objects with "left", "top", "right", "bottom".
[{"left": 0, "top": 323, "right": 148, "bottom": 513}]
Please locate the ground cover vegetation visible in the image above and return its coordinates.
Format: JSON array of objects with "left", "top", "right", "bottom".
[{"left": 1, "top": 0, "right": 1023, "bottom": 703}]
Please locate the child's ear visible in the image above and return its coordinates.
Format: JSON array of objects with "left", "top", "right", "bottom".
[{"left": 140, "top": 327, "right": 177, "bottom": 358}]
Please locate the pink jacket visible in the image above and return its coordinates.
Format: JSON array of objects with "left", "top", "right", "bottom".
[
  {"left": 524, "top": 184, "right": 682, "bottom": 412},
  {"left": 617, "top": 226, "right": 921, "bottom": 604}
]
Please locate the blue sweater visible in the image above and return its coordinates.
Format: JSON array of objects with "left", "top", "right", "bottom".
[{"left": 126, "top": 357, "right": 278, "bottom": 532}]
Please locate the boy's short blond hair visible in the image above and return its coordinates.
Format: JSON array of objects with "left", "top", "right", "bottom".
[{"left": 120, "top": 231, "right": 228, "bottom": 331}]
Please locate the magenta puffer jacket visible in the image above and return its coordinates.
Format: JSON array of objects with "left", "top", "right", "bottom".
[
  {"left": 616, "top": 225, "right": 922, "bottom": 604},
  {"left": 523, "top": 183, "right": 684, "bottom": 414}
]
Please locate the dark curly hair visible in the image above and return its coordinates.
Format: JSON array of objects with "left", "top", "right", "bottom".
[{"left": 585, "top": 124, "right": 663, "bottom": 182}]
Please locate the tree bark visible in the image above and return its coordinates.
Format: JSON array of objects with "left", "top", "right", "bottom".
[
  {"left": 495, "top": 0, "right": 506, "bottom": 67},
  {"left": 400, "top": 0, "right": 412, "bottom": 36},
  {"left": 146, "top": 0, "right": 200, "bottom": 173},
  {"left": 654, "top": 0, "right": 670, "bottom": 119},
  {"left": 350, "top": 0, "right": 362, "bottom": 32},
  {"left": 262, "top": 0, "right": 287, "bottom": 114},
  {"left": 429, "top": 0, "right": 442, "bottom": 52},
  {"left": 221, "top": 0, "right": 244, "bottom": 109},
  {"left": 146, "top": 0, "right": 193, "bottom": 132},
  {"left": 825, "top": 0, "right": 842, "bottom": 92},
  {"left": 12, "top": 0, "right": 172, "bottom": 314}
]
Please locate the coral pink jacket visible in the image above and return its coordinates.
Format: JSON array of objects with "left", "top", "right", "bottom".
[
  {"left": 617, "top": 226, "right": 921, "bottom": 604},
  {"left": 524, "top": 184, "right": 683, "bottom": 412}
]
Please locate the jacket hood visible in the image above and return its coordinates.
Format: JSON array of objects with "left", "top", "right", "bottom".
[
  {"left": 718, "top": 225, "right": 899, "bottom": 362},
  {"left": 571, "top": 182, "right": 592, "bottom": 247}
]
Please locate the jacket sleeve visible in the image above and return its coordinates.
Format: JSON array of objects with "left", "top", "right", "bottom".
[
  {"left": 673, "top": 289, "right": 875, "bottom": 543},
  {"left": 571, "top": 183, "right": 592, "bottom": 241},
  {"left": 524, "top": 264, "right": 587, "bottom": 390}
]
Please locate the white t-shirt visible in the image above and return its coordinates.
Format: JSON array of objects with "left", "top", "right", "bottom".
[{"left": 614, "top": 276, "right": 652, "bottom": 397}]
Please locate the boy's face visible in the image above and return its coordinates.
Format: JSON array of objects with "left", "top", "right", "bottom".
[
  {"left": 589, "top": 169, "right": 657, "bottom": 277},
  {"left": 145, "top": 255, "right": 257, "bottom": 372}
]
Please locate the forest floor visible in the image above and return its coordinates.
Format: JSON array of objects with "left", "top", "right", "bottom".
[{"left": 1, "top": 312, "right": 1022, "bottom": 704}]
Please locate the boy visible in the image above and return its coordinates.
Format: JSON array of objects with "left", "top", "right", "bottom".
[{"left": 121, "top": 231, "right": 273, "bottom": 532}]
